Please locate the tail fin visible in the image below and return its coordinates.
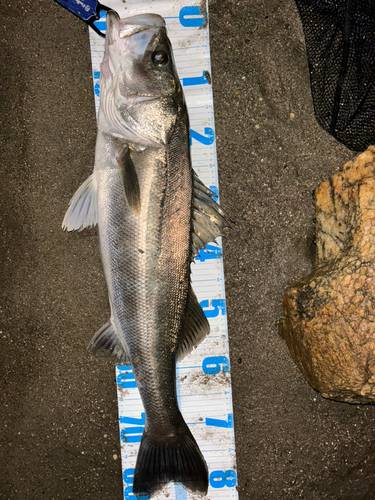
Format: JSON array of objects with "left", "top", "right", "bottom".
[{"left": 132, "top": 422, "right": 208, "bottom": 497}]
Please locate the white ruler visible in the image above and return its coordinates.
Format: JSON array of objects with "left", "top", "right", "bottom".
[{"left": 88, "top": 2, "right": 238, "bottom": 498}]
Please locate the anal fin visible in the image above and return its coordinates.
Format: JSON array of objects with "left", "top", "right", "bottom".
[
  {"left": 177, "top": 286, "right": 210, "bottom": 361},
  {"left": 87, "top": 321, "right": 131, "bottom": 364}
]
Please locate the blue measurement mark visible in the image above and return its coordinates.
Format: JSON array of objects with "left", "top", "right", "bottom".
[
  {"left": 177, "top": 365, "right": 201, "bottom": 370},
  {"left": 166, "top": 33, "right": 202, "bottom": 38},
  {"left": 199, "top": 449, "right": 231, "bottom": 454},
  {"left": 173, "top": 45, "right": 204, "bottom": 51},
  {"left": 183, "top": 407, "right": 231, "bottom": 413},
  {"left": 117, "top": 397, "right": 142, "bottom": 402},
  {"left": 192, "top": 278, "right": 217, "bottom": 282},
  {"left": 179, "top": 392, "right": 224, "bottom": 398},
  {"left": 176, "top": 61, "right": 206, "bottom": 67}
]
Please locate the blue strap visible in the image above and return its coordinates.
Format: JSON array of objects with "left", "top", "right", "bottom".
[{"left": 53, "top": 0, "right": 111, "bottom": 36}]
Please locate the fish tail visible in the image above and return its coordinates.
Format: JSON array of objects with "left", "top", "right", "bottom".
[{"left": 132, "top": 420, "right": 208, "bottom": 496}]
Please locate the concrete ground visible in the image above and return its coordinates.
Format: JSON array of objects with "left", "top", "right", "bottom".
[{"left": 1, "top": 0, "right": 375, "bottom": 499}]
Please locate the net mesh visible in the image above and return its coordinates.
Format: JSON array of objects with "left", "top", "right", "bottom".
[{"left": 295, "top": 0, "right": 375, "bottom": 151}]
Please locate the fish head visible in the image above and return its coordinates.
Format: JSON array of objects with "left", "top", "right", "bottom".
[{"left": 99, "top": 12, "right": 185, "bottom": 147}]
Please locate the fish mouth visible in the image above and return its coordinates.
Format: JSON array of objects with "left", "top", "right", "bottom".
[
  {"left": 118, "top": 13, "right": 165, "bottom": 38},
  {"left": 106, "top": 11, "right": 165, "bottom": 52},
  {"left": 103, "top": 11, "right": 166, "bottom": 95}
]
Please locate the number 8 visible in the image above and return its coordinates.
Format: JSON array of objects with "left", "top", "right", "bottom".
[{"left": 209, "top": 469, "right": 237, "bottom": 488}]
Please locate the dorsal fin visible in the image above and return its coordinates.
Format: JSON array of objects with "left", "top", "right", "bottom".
[{"left": 191, "top": 174, "right": 232, "bottom": 259}]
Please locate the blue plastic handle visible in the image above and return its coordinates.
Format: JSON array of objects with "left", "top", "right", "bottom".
[
  {"left": 53, "top": 0, "right": 111, "bottom": 36},
  {"left": 54, "top": 0, "right": 99, "bottom": 21}
]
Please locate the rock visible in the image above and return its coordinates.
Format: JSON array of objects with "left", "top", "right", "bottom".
[{"left": 280, "top": 146, "right": 375, "bottom": 404}]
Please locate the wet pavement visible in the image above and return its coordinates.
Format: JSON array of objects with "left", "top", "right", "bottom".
[{"left": 1, "top": 1, "right": 375, "bottom": 499}]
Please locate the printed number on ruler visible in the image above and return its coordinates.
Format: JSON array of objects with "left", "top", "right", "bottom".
[
  {"left": 190, "top": 127, "right": 215, "bottom": 146},
  {"left": 200, "top": 299, "right": 226, "bottom": 318},
  {"left": 120, "top": 413, "right": 145, "bottom": 444},
  {"left": 123, "top": 468, "right": 149, "bottom": 500},
  {"left": 179, "top": 6, "right": 206, "bottom": 27},
  {"left": 209, "top": 470, "right": 237, "bottom": 489},
  {"left": 202, "top": 356, "right": 229, "bottom": 375},
  {"left": 117, "top": 365, "right": 136, "bottom": 389}
]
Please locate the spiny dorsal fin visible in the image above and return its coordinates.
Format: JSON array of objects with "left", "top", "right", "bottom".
[
  {"left": 192, "top": 219, "right": 215, "bottom": 246},
  {"left": 193, "top": 171, "right": 217, "bottom": 198},
  {"left": 193, "top": 209, "right": 221, "bottom": 239},
  {"left": 88, "top": 321, "right": 131, "bottom": 364},
  {"left": 177, "top": 286, "right": 210, "bottom": 361},
  {"left": 116, "top": 146, "right": 141, "bottom": 214},
  {"left": 191, "top": 174, "right": 232, "bottom": 259},
  {"left": 62, "top": 174, "right": 97, "bottom": 231}
]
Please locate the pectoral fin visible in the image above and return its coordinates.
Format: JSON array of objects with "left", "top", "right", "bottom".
[
  {"left": 116, "top": 146, "right": 141, "bottom": 214},
  {"left": 177, "top": 286, "right": 210, "bottom": 361},
  {"left": 62, "top": 174, "right": 97, "bottom": 231}
]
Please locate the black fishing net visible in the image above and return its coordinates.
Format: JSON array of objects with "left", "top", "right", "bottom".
[{"left": 295, "top": 0, "right": 375, "bottom": 151}]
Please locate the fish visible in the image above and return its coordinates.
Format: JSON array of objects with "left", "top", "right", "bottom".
[{"left": 62, "top": 11, "right": 231, "bottom": 497}]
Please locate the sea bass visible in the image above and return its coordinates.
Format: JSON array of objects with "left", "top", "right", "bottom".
[{"left": 62, "top": 11, "right": 230, "bottom": 497}]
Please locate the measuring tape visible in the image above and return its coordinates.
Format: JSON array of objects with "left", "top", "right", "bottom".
[{"left": 88, "top": 2, "right": 238, "bottom": 498}]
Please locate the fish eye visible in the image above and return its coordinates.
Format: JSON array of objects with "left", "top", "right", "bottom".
[{"left": 152, "top": 50, "right": 169, "bottom": 67}]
